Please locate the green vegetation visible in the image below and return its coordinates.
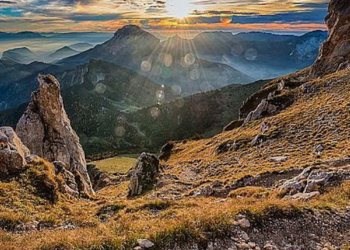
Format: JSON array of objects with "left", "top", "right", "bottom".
[{"left": 93, "top": 156, "right": 137, "bottom": 174}]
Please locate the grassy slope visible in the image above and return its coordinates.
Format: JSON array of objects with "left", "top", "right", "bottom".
[
  {"left": 93, "top": 156, "right": 137, "bottom": 174},
  {"left": 1, "top": 70, "right": 350, "bottom": 249}
]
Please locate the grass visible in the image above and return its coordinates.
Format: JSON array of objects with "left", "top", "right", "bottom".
[{"left": 93, "top": 156, "right": 138, "bottom": 174}]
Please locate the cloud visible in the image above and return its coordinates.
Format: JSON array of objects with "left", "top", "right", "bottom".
[{"left": 0, "top": 0, "right": 330, "bottom": 32}]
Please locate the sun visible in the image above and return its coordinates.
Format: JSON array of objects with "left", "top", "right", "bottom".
[{"left": 166, "top": 0, "right": 193, "bottom": 19}]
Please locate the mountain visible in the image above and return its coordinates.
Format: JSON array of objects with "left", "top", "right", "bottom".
[
  {"left": 1, "top": 47, "right": 38, "bottom": 64},
  {"left": 59, "top": 25, "right": 254, "bottom": 95},
  {"left": 48, "top": 46, "right": 79, "bottom": 62},
  {"left": 69, "top": 43, "right": 94, "bottom": 51},
  {"left": 0, "top": 31, "right": 43, "bottom": 40},
  {"left": 128, "top": 79, "right": 267, "bottom": 150},
  {"left": 193, "top": 30, "right": 328, "bottom": 79}
]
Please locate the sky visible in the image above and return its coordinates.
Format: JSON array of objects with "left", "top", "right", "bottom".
[{"left": 0, "top": 0, "right": 329, "bottom": 33}]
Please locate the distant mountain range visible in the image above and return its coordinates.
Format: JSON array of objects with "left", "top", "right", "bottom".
[
  {"left": 59, "top": 25, "right": 254, "bottom": 95},
  {"left": 191, "top": 30, "right": 328, "bottom": 79},
  {"left": 0, "top": 31, "right": 43, "bottom": 40},
  {"left": 1, "top": 47, "right": 38, "bottom": 64},
  {"left": 48, "top": 46, "right": 79, "bottom": 62}
]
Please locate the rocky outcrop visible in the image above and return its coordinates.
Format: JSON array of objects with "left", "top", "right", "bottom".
[
  {"left": 310, "top": 0, "right": 350, "bottom": 77},
  {"left": 0, "top": 127, "right": 30, "bottom": 177},
  {"left": 53, "top": 161, "right": 79, "bottom": 197},
  {"left": 87, "top": 164, "right": 123, "bottom": 191},
  {"left": 243, "top": 99, "right": 277, "bottom": 125},
  {"left": 16, "top": 75, "right": 94, "bottom": 197},
  {"left": 279, "top": 167, "right": 350, "bottom": 196},
  {"left": 127, "top": 153, "right": 160, "bottom": 197}
]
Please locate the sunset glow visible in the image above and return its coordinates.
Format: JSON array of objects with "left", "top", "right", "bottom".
[{"left": 0, "top": 0, "right": 329, "bottom": 33}]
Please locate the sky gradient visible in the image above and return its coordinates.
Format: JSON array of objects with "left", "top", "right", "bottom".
[{"left": 0, "top": 0, "right": 329, "bottom": 33}]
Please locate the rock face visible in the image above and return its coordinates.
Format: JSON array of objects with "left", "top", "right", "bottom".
[
  {"left": 127, "top": 153, "right": 160, "bottom": 197},
  {"left": 310, "top": 0, "right": 350, "bottom": 77},
  {"left": 0, "top": 127, "right": 30, "bottom": 177},
  {"left": 16, "top": 75, "right": 94, "bottom": 197},
  {"left": 279, "top": 167, "right": 350, "bottom": 196},
  {"left": 243, "top": 99, "right": 277, "bottom": 125},
  {"left": 87, "top": 164, "right": 123, "bottom": 191}
]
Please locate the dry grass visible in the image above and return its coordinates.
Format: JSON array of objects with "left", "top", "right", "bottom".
[{"left": 93, "top": 156, "right": 137, "bottom": 174}]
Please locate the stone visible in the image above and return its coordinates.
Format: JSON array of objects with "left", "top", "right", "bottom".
[
  {"left": 315, "top": 145, "right": 325, "bottom": 154},
  {"left": 0, "top": 127, "right": 30, "bottom": 177},
  {"left": 127, "top": 153, "right": 160, "bottom": 197},
  {"left": 16, "top": 75, "right": 94, "bottom": 197},
  {"left": 269, "top": 156, "right": 288, "bottom": 163},
  {"left": 310, "top": 0, "right": 350, "bottom": 77},
  {"left": 244, "top": 99, "right": 277, "bottom": 125},
  {"left": 53, "top": 161, "right": 79, "bottom": 197},
  {"left": 279, "top": 167, "right": 314, "bottom": 193},
  {"left": 137, "top": 239, "right": 154, "bottom": 248},
  {"left": 290, "top": 191, "right": 320, "bottom": 201},
  {"left": 304, "top": 171, "right": 333, "bottom": 193},
  {"left": 238, "top": 218, "right": 251, "bottom": 229},
  {"left": 87, "top": 164, "right": 122, "bottom": 191}
]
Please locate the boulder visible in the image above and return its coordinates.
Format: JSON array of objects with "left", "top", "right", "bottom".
[
  {"left": 137, "top": 239, "right": 154, "bottom": 249},
  {"left": 279, "top": 167, "right": 350, "bottom": 195},
  {"left": 16, "top": 75, "right": 94, "bottom": 197},
  {"left": 127, "top": 153, "right": 160, "bottom": 197},
  {"left": 310, "top": 0, "right": 350, "bottom": 77},
  {"left": 87, "top": 164, "right": 122, "bottom": 191},
  {"left": 0, "top": 127, "right": 30, "bottom": 177},
  {"left": 243, "top": 99, "right": 277, "bottom": 125}
]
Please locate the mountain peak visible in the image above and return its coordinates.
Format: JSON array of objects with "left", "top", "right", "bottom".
[{"left": 113, "top": 25, "right": 147, "bottom": 38}]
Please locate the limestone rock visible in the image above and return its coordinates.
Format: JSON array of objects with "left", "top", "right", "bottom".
[
  {"left": 243, "top": 99, "right": 277, "bottom": 125},
  {"left": 310, "top": 0, "right": 350, "bottom": 77},
  {"left": 290, "top": 191, "right": 320, "bottom": 201},
  {"left": 53, "top": 161, "right": 79, "bottom": 197},
  {"left": 0, "top": 127, "right": 30, "bottom": 177},
  {"left": 279, "top": 167, "right": 350, "bottom": 195},
  {"left": 16, "top": 75, "right": 94, "bottom": 197},
  {"left": 87, "top": 164, "right": 122, "bottom": 191},
  {"left": 137, "top": 239, "right": 154, "bottom": 248},
  {"left": 127, "top": 153, "right": 160, "bottom": 197}
]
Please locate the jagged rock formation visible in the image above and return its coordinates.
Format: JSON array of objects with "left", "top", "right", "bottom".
[
  {"left": 0, "top": 127, "right": 30, "bottom": 177},
  {"left": 53, "top": 161, "right": 79, "bottom": 197},
  {"left": 87, "top": 164, "right": 123, "bottom": 191},
  {"left": 310, "top": 0, "right": 350, "bottom": 77},
  {"left": 16, "top": 75, "right": 94, "bottom": 197},
  {"left": 127, "top": 153, "right": 160, "bottom": 197}
]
